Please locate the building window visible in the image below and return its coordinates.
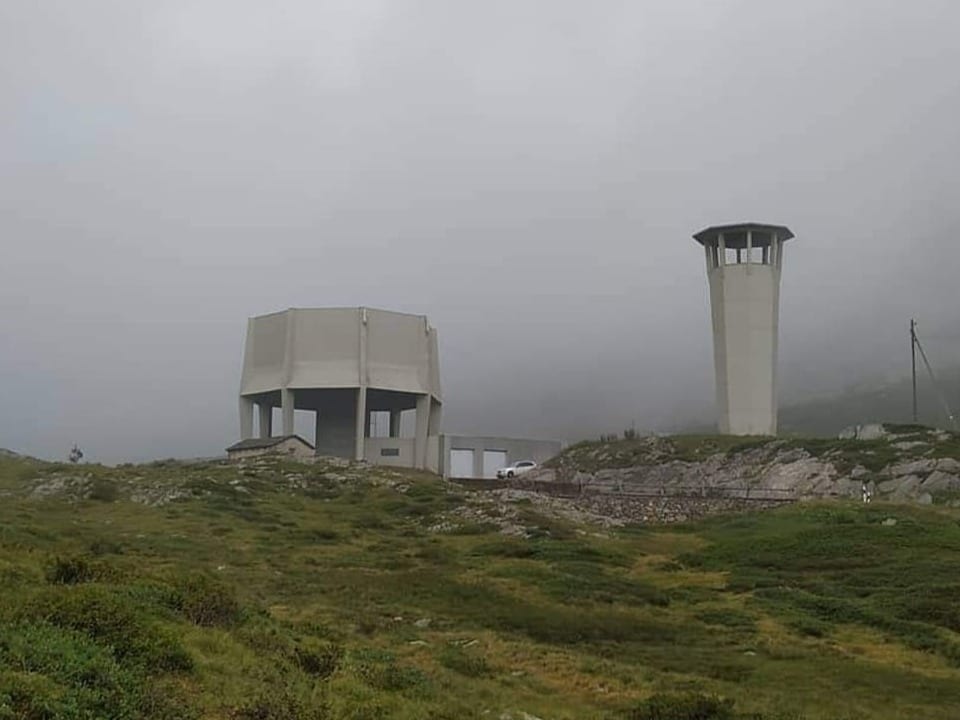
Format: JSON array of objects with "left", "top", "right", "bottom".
[{"left": 380, "top": 448, "right": 400, "bottom": 457}]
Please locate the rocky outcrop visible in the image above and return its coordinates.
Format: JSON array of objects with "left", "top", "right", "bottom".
[{"left": 538, "top": 426, "right": 960, "bottom": 505}]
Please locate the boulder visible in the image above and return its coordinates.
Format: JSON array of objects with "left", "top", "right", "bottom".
[{"left": 921, "top": 471, "right": 960, "bottom": 493}]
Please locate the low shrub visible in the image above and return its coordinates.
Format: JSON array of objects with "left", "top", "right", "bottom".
[
  {"left": 88, "top": 539, "right": 124, "bottom": 556},
  {"left": 621, "top": 693, "right": 735, "bottom": 720},
  {"left": 232, "top": 686, "right": 330, "bottom": 720},
  {"left": 293, "top": 641, "right": 344, "bottom": 679},
  {"left": 88, "top": 478, "right": 119, "bottom": 502},
  {"left": 694, "top": 608, "right": 757, "bottom": 632},
  {"left": 20, "top": 585, "right": 193, "bottom": 672},
  {"left": 0, "top": 622, "right": 196, "bottom": 720},
  {"left": 46, "top": 555, "right": 112, "bottom": 585},
  {"left": 437, "top": 645, "right": 492, "bottom": 677},
  {"left": 172, "top": 573, "right": 242, "bottom": 627},
  {"left": 352, "top": 650, "right": 431, "bottom": 695}
]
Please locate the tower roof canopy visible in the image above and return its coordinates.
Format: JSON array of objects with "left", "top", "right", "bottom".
[{"left": 693, "top": 222, "right": 794, "bottom": 248}]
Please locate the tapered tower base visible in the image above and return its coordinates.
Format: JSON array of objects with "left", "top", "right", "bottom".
[{"left": 693, "top": 223, "right": 795, "bottom": 436}]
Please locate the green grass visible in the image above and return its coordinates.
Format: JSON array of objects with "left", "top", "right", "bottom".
[{"left": 3, "top": 455, "right": 960, "bottom": 718}]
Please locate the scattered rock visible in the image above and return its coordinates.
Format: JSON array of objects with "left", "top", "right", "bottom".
[
  {"left": 414, "top": 618, "right": 432, "bottom": 629},
  {"left": 882, "top": 518, "right": 898, "bottom": 527}
]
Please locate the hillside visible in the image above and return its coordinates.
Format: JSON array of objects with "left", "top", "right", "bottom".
[
  {"left": 778, "top": 368, "right": 960, "bottom": 437},
  {"left": 3, "top": 451, "right": 960, "bottom": 718}
]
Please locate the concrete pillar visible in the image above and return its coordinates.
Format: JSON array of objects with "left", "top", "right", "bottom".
[
  {"left": 472, "top": 443, "right": 485, "bottom": 479},
  {"left": 239, "top": 397, "right": 254, "bottom": 440},
  {"left": 414, "top": 394, "right": 430, "bottom": 469},
  {"left": 428, "top": 400, "right": 442, "bottom": 436},
  {"left": 258, "top": 403, "right": 272, "bottom": 439},
  {"left": 354, "top": 388, "right": 367, "bottom": 462},
  {"left": 389, "top": 410, "right": 402, "bottom": 438},
  {"left": 281, "top": 388, "right": 294, "bottom": 436},
  {"left": 439, "top": 434, "right": 447, "bottom": 478}
]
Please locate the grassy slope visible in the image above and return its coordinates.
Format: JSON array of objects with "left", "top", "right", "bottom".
[{"left": 2, "top": 456, "right": 960, "bottom": 718}]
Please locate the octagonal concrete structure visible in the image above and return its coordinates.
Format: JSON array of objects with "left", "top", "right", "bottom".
[
  {"left": 693, "top": 223, "right": 796, "bottom": 436},
  {"left": 239, "top": 307, "right": 442, "bottom": 469}
]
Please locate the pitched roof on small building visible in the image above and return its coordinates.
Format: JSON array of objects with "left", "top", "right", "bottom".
[{"left": 226, "top": 435, "right": 314, "bottom": 452}]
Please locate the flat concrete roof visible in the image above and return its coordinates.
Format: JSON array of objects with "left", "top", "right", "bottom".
[
  {"left": 249, "top": 306, "right": 432, "bottom": 323},
  {"left": 693, "top": 223, "right": 795, "bottom": 248}
]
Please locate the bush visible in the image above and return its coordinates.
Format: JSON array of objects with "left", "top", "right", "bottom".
[
  {"left": 232, "top": 686, "right": 329, "bottom": 720},
  {"left": 352, "top": 650, "right": 431, "bottom": 695},
  {"left": 622, "top": 693, "right": 735, "bottom": 720},
  {"left": 88, "top": 539, "right": 124, "bottom": 556},
  {"left": 20, "top": 585, "right": 193, "bottom": 672},
  {"left": 88, "top": 478, "right": 119, "bottom": 502},
  {"left": 437, "top": 645, "right": 492, "bottom": 677},
  {"left": 46, "top": 555, "right": 109, "bottom": 585},
  {"left": 0, "top": 622, "right": 196, "bottom": 720},
  {"left": 293, "top": 641, "right": 343, "bottom": 679},
  {"left": 172, "top": 574, "right": 242, "bottom": 627}
]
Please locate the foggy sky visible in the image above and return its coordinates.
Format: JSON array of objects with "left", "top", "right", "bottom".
[{"left": 2, "top": 1, "right": 959, "bottom": 463}]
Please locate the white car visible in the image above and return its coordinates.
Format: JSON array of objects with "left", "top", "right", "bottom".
[{"left": 496, "top": 460, "right": 538, "bottom": 479}]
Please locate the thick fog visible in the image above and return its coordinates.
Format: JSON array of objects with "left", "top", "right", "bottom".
[{"left": 2, "top": 1, "right": 959, "bottom": 463}]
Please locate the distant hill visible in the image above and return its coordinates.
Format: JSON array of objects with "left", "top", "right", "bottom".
[
  {"left": 0, "top": 448, "right": 21, "bottom": 459},
  {"left": 780, "top": 367, "right": 960, "bottom": 437}
]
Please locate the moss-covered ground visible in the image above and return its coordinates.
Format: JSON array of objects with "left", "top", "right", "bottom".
[{"left": 2, "top": 454, "right": 960, "bottom": 719}]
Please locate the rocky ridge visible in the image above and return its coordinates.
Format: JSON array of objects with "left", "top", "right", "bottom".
[{"left": 539, "top": 424, "right": 960, "bottom": 505}]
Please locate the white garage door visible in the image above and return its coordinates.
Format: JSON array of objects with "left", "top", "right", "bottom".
[
  {"left": 482, "top": 450, "right": 508, "bottom": 479},
  {"left": 449, "top": 449, "right": 475, "bottom": 478}
]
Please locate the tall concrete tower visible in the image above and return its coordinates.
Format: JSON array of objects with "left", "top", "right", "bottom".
[{"left": 693, "top": 222, "right": 795, "bottom": 436}]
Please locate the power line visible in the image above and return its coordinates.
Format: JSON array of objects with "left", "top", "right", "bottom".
[
  {"left": 911, "top": 319, "right": 918, "bottom": 423},
  {"left": 912, "top": 321, "right": 958, "bottom": 430}
]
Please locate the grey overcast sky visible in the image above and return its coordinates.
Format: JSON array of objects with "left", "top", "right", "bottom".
[{"left": 2, "top": 0, "right": 959, "bottom": 463}]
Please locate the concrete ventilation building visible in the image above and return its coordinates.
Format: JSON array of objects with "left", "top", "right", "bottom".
[
  {"left": 238, "top": 308, "right": 442, "bottom": 470},
  {"left": 692, "top": 223, "right": 796, "bottom": 436},
  {"left": 234, "top": 306, "right": 562, "bottom": 475}
]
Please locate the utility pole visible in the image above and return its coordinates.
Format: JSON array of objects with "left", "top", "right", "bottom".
[{"left": 911, "top": 319, "right": 918, "bottom": 423}]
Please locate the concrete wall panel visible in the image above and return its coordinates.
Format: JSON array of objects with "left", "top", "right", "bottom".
[
  {"left": 708, "top": 263, "right": 780, "bottom": 435},
  {"left": 366, "top": 309, "right": 432, "bottom": 395},
  {"left": 289, "top": 308, "right": 361, "bottom": 389},
  {"left": 241, "top": 312, "right": 288, "bottom": 394},
  {"left": 364, "top": 437, "right": 416, "bottom": 467}
]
